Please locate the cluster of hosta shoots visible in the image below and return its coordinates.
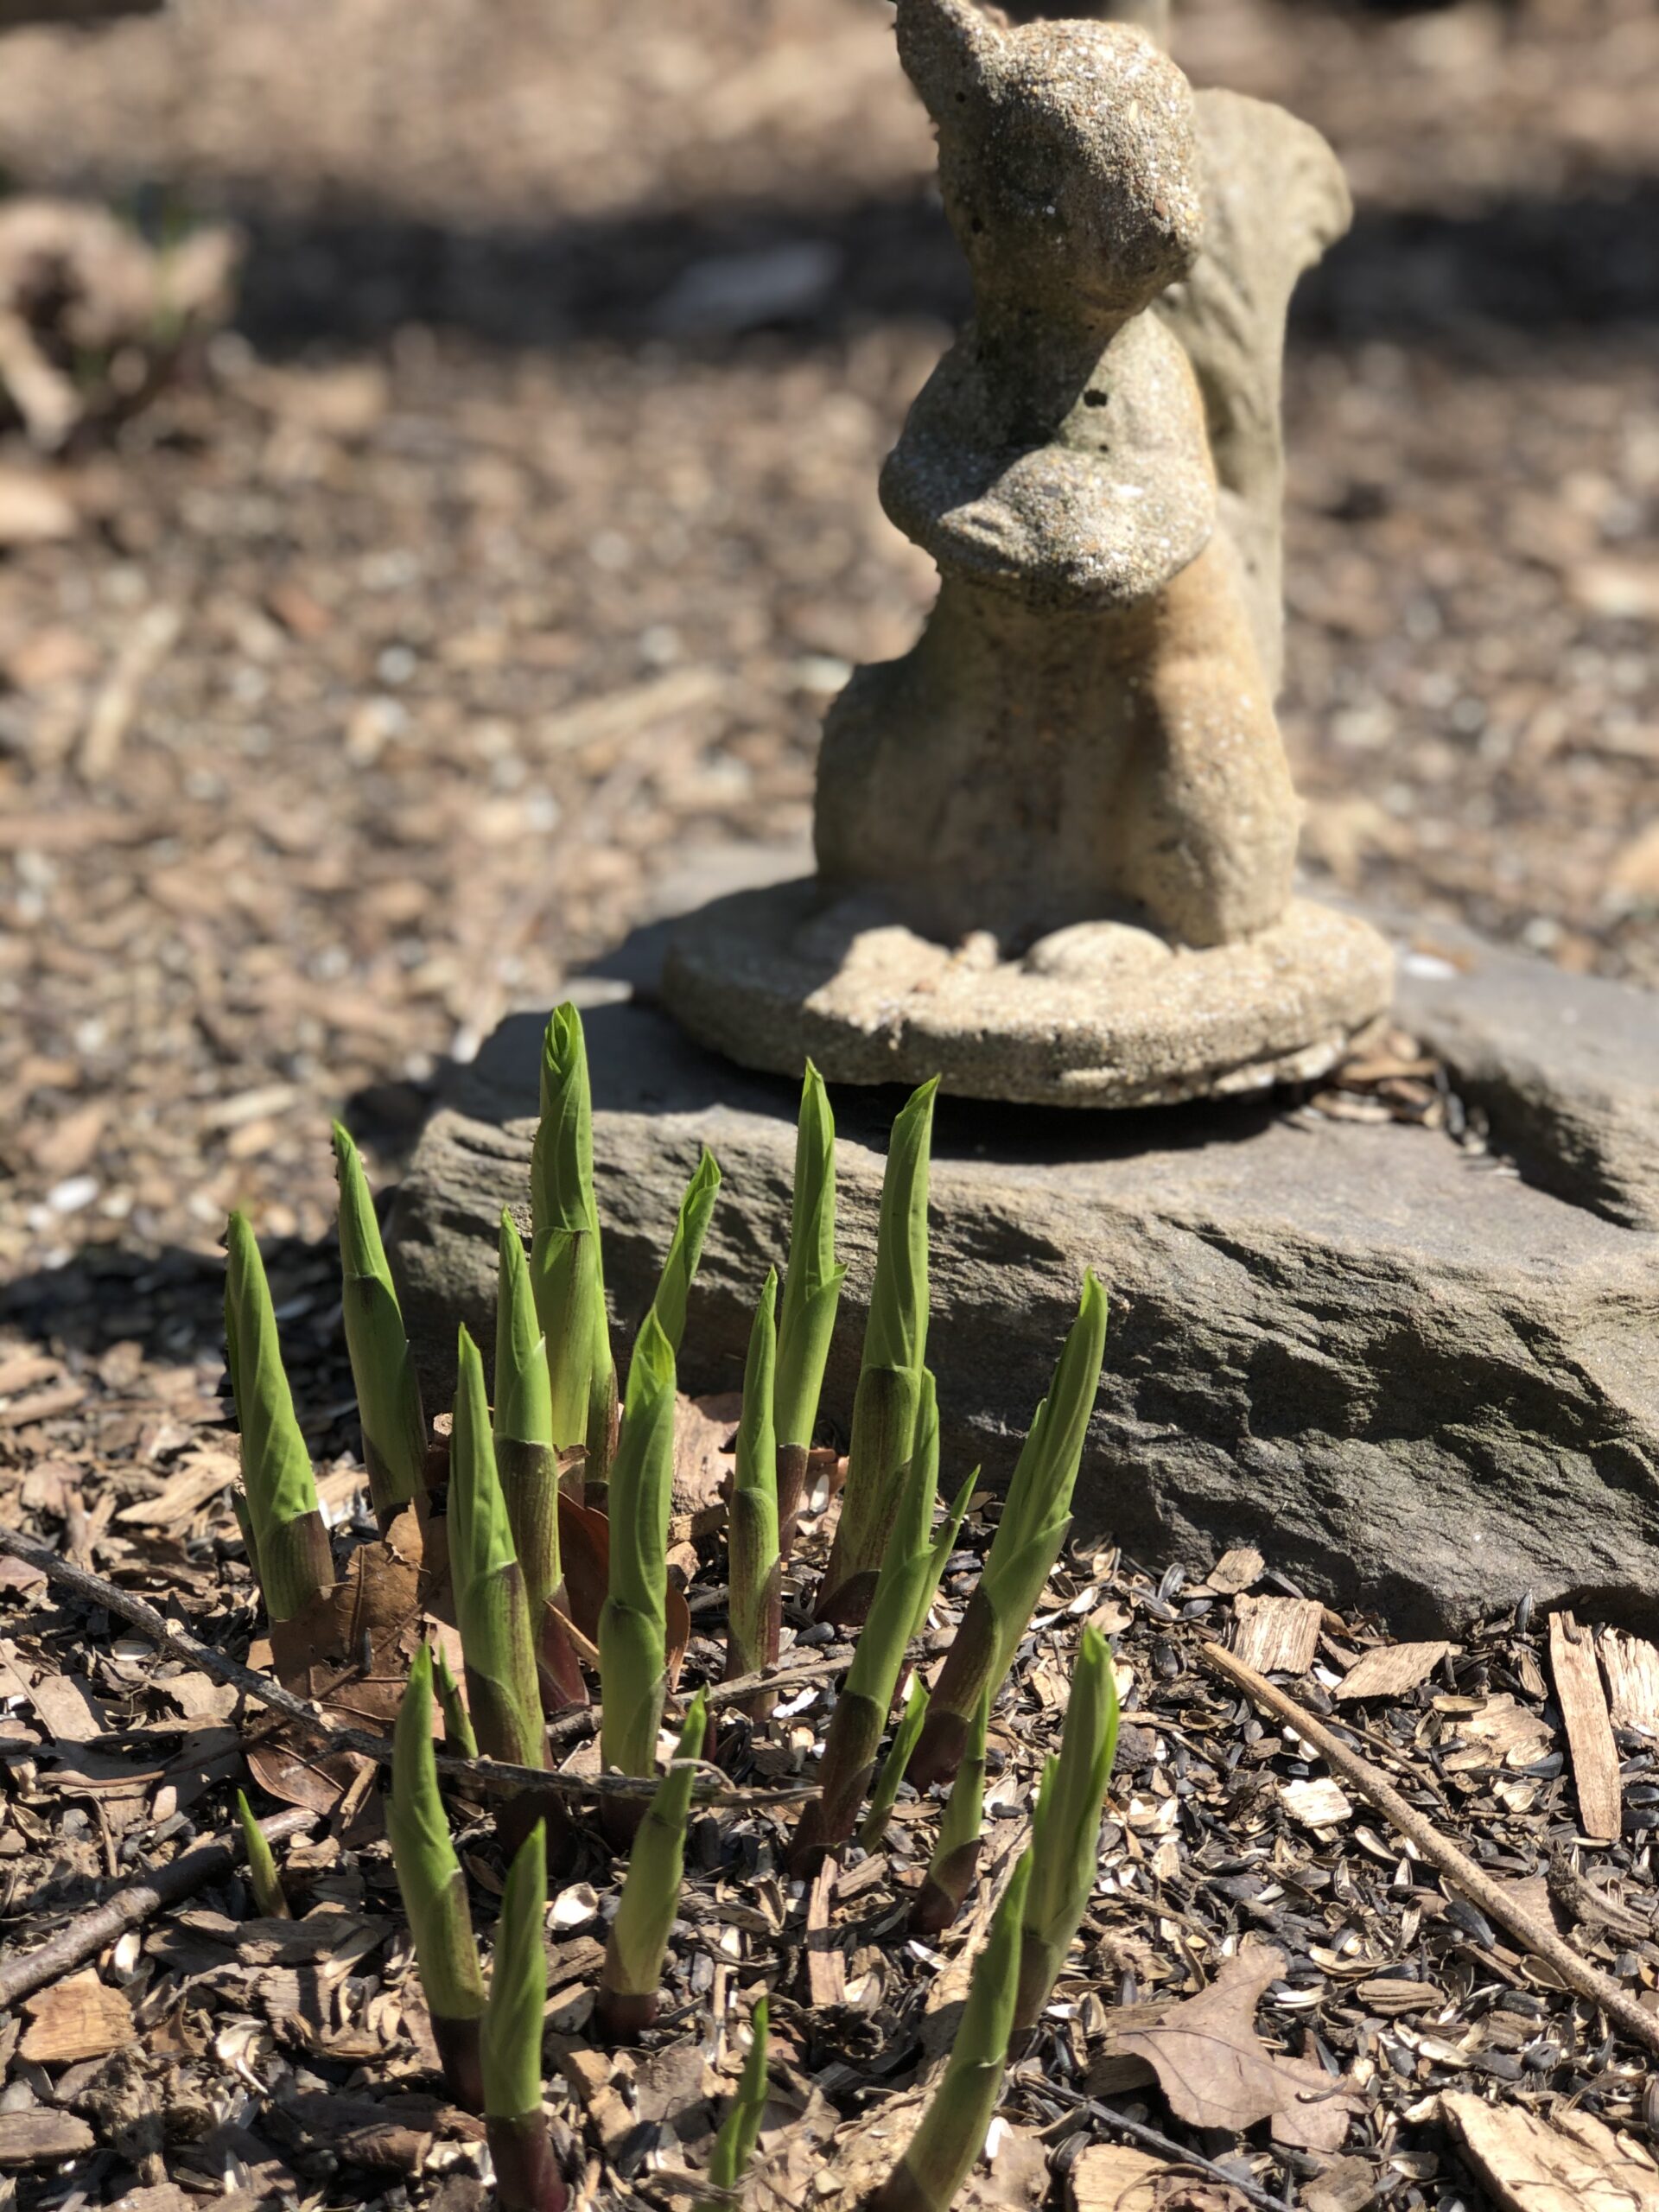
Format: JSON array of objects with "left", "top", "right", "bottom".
[{"left": 232, "top": 995, "right": 1121, "bottom": 2212}]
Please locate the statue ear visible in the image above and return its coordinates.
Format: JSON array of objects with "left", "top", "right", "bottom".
[{"left": 895, "top": 0, "right": 1005, "bottom": 120}]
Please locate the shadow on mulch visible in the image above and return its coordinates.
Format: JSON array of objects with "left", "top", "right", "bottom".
[{"left": 84, "top": 166, "right": 1659, "bottom": 359}]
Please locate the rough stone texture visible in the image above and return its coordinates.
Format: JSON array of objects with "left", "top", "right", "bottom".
[
  {"left": 663, "top": 879, "right": 1394, "bottom": 1106},
  {"left": 659, "top": 0, "right": 1390, "bottom": 1099},
  {"left": 389, "top": 927, "right": 1659, "bottom": 1636}
]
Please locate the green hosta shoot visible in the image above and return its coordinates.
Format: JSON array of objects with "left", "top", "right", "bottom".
[
  {"left": 791, "top": 1373, "right": 940, "bottom": 1868},
  {"left": 482, "top": 1819, "right": 566, "bottom": 2212},
  {"left": 598, "top": 1310, "right": 677, "bottom": 1783},
  {"left": 912, "top": 1685, "right": 991, "bottom": 1934},
  {"left": 597, "top": 1692, "right": 707, "bottom": 2040},
  {"left": 775, "top": 1065, "right": 844, "bottom": 1542},
  {"left": 531, "top": 1003, "right": 615, "bottom": 1474},
  {"left": 434, "top": 1643, "right": 478, "bottom": 1758},
  {"left": 857, "top": 1671, "right": 930, "bottom": 1853},
  {"left": 388, "top": 1644, "right": 486, "bottom": 2112},
  {"left": 236, "top": 1789, "right": 289, "bottom": 1920},
  {"left": 648, "top": 1146, "right": 721, "bottom": 1353},
  {"left": 705, "top": 1996, "right": 770, "bottom": 2208},
  {"left": 495, "top": 1211, "right": 561, "bottom": 1618},
  {"left": 872, "top": 1853, "right": 1032, "bottom": 2212},
  {"left": 818, "top": 1077, "right": 936, "bottom": 1624},
  {"left": 450, "top": 1329, "right": 544, "bottom": 1771},
  {"left": 225, "top": 1211, "right": 332, "bottom": 1621},
  {"left": 726, "top": 1271, "right": 780, "bottom": 1695},
  {"left": 1014, "top": 1624, "right": 1119, "bottom": 2028},
  {"left": 333, "top": 1122, "right": 427, "bottom": 1521},
  {"left": 909, "top": 1272, "right": 1108, "bottom": 1789}
]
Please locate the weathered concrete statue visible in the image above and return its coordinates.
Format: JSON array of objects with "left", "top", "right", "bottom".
[{"left": 663, "top": 0, "right": 1393, "bottom": 1105}]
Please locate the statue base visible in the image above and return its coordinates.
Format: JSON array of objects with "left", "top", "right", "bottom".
[{"left": 659, "top": 880, "right": 1394, "bottom": 1108}]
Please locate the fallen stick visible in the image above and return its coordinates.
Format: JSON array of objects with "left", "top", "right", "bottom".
[
  {"left": 1200, "top": 1639, "right": 1659, "bottom": 2061},
  {"left": 0, "top": 1804, "right": 315, "bottom": 2012},
  {"left": 1037, "top": 2080, "right": 1290, "bottom": 2212},
  {"left": 0, "top": 1527, "right": 840, "bottom": 1807}
]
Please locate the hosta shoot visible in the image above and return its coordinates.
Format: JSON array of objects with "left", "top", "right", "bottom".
[
  {"left": 597, "top": 1692, "right": 708, "bottom": 2040},
  {"left": 450, "top": 1328, "right": 544, "bottom": 1772},
  {"left": 531, "top": 1003, "right": 615, "bottom": 1475},
  {"left": 333, "top": 1122, "right": 427, "bottom": 1520},
  {"left": 705, "top": 1996, "right": 770, "bottom": 2206},
  {"left": 1014, "top": 1624, "right": 1119, "bottom": 2028},
  {"left": 237, "top": 1789, "right": 289, "bottom": 1920},
  {"left": 909, "top": 1272, "right": 1107, "bottom": 1789},
  {"left": 648, "top": 1146, "right": 721, "bottom": 1353},
  {"left": 817, "top": 1077, "right": 936, "bottom": 1623},
  {"left": 726, "top": 1270, "right": 780, "bottom": 1698},
  {"left": 482, "top": 1819, "right": 566, "bottom": 2212},
  {"left": 912, "top": 1684, "right": 991, "bottom": 1934},
  {"left": 597, "top": 1310, "right": 677, "bottom": 1783},
  {"left": 775, "top": 1064, "right": 844, "bottom": 1544},
  {"left": 225, "top": 1211, "right": 331, "bottom": 1621}
]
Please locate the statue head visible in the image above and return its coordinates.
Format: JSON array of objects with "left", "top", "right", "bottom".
[{"left": 895, "top": 0, "right": 1202, "bottom": 327}]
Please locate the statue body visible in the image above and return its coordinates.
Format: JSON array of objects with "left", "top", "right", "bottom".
[{"left": 662, "top": 1, "right": 1392, "bottom": 1105}]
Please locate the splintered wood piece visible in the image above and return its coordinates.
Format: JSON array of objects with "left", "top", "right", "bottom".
[
  {"left": 1231, "top": 1596, "right": 1321, "bottom": 1677},
  {"left": 0, "top": 2111, "right": 96, "bottom": 2166},
  {"left": 1205, "top": 1547, "right": 1265, "bottom": 1597},
  {"left": 1070, "top": 2144, "right": 1251, "bottom": 2212},
  {"left": 1599, "top": 1630, "right": 1659, "bottom": 1737},
  {"left": 1336, "top": 1641, "right": 1450, "bottom": 1701},
  {"left": 1548, "top": 1612, "right": 1622, "bottom": 1844},
  {"left": 1440, "top": 2090, "right": 1659, "bottom": 2212},
  {"left": 1279, "top": 1777, "right": 1353, "bottom": 1829},
  {"left": 20, "top": 1972, "right": 133, "bottom": 2063},
  {"left": 804, "top": 1859, "right": 845, "bottom": 2008}
]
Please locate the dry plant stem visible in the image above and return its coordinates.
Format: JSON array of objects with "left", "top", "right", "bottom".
[
  {"left": 1200, "top": 1641, "right": 1659, "bottom": 2061},
  {"left": 0, "top": 1805, "right": 315, "bottom": 2011},
  {"left": 1035, "top": 2081, "right": 1290, "bottom": 2212},
  {"left": 0, "top": 1528, "right": 836, "bottom": 1808}
]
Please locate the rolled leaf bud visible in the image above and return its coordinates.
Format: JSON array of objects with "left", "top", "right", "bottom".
[
  {"left": 817, "top": 1077, "right": 936, "bottom": 1623},
  {"left": 775, "top": 1064, "right": 845, "bottom": 1546},
  {"left": 597, "top": 1310, "right": 677, "bottom": 1783},
  {"left": 912, "top": 1684, "right": 991, "bottom": 1934},
  {"left": 236, "top": 1789, "right": 289, "bottom": 1920},
  {"left": 483, "top": 1819, "right": 566, "bottom": 2212},
  {"left": 857, "top": 1671, "right": 930, "bottom": 1853},
  {"left": 1014, "top": 1624, "right": 1119, "bottom": 2028},
  {"left": 872, "top": 1852, "right": 1033, "bottom": 2212},
  {"left": 909, "top": 1272, "right": 1107, "bottom": 1789},
  {"left": 597, "top": 1692, "right": 707, "bottom": 2041},
  {"left": 791, "top": 1383, "right": 939, "bottom": 1869},
  {"left": 224, "top": 1211, "right": 332, "bottom": 1622},
  {"left": 704, "top": 1995, "right": 770, "bottom": 2207},
  {"left": 649, "top": 1147, "right": 721, "bottom": 1354},
  {"left": 531, "top": 1004, "right": 616, "bottom": 1476},
  {"left": 450, "top": 1328, "right": 544, "bottom": 1772},
  {"left": 495, "top": 1211, "right": 562, "bottom": 1618},
  {"left": 433, "top": 1643, "right": 478, "bottom": 1758},
  {"left": 333, "top": 1122, "right": 427, "bottom": 1521},
  {"left": 726, "top": 1271, "right": 781, "bottom": 1701},
  {"left": 388, "top": 1644, "right": 486, "bottom": 2112}
]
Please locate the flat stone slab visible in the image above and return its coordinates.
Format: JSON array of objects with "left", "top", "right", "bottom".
[{"left": 388, "top": 927, "right": 1659, "bottom": 1636}]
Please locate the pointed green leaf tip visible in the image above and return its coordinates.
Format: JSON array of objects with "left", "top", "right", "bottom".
[
  {"left": 532, "top": 1003, "right": 597, "bottom": 1240},
  {"left": 649, "top": 1147, "right": 721, "bottom": 1354},
  {"left": 774, "top": 1062, "right": 844, "bottom": 1450},
  {"left": 876, "top": 1852, "right": 1031, "bottom": 2212},
  {"left": 224, "top": 1211, "right": 324, "bottom": 1612},
  {"left": 708, "top": 1995, "right": 770, "bottom": 2196},
  {"left": 496, "top": 1212, "right": 552, "bottom": 1449},
  {"left": 333, "top": 1122, "right": 427, "bottom": 1516},
  {"left": 236, "top": 1789, "right": 287, "bottom": 1919},
  {"left": 481, "top": 1818, "right": 547, "bottom": 2122},
  {"left": 728, "top": 1271, "right": 780, "bottom": 1681},
  {"left": 867, "top": 1076, "right": 936, "bottom": 1375},
  {"left": 388, "top": 1644, "right": 486, "bottom": 2024},
  {"left": 452, "top": 1328, "right": 518, "bottom": 1592}
]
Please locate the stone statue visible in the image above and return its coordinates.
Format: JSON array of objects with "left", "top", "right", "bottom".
[{"left": 662, "top": 0, "right": 1392, "bottom": 1106}]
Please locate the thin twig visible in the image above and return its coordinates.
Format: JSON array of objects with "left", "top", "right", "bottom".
[
  {"left": 1200, "top": 1639, "right": 1659, "bottom": 2061},
  {"left": 1036, "top": 2079, "right": 1292, "bottom": 2212},
  {"left": 0, "top": 1805, "right": 316, "bottom": 2011},
  {"left": 0, "top": 1528, "right": 836, "bottom": 1808}
]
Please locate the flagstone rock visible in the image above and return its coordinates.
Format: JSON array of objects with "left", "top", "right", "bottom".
[{"left": 389, "top": 927, "right": 1659, "bottom": 1637}]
